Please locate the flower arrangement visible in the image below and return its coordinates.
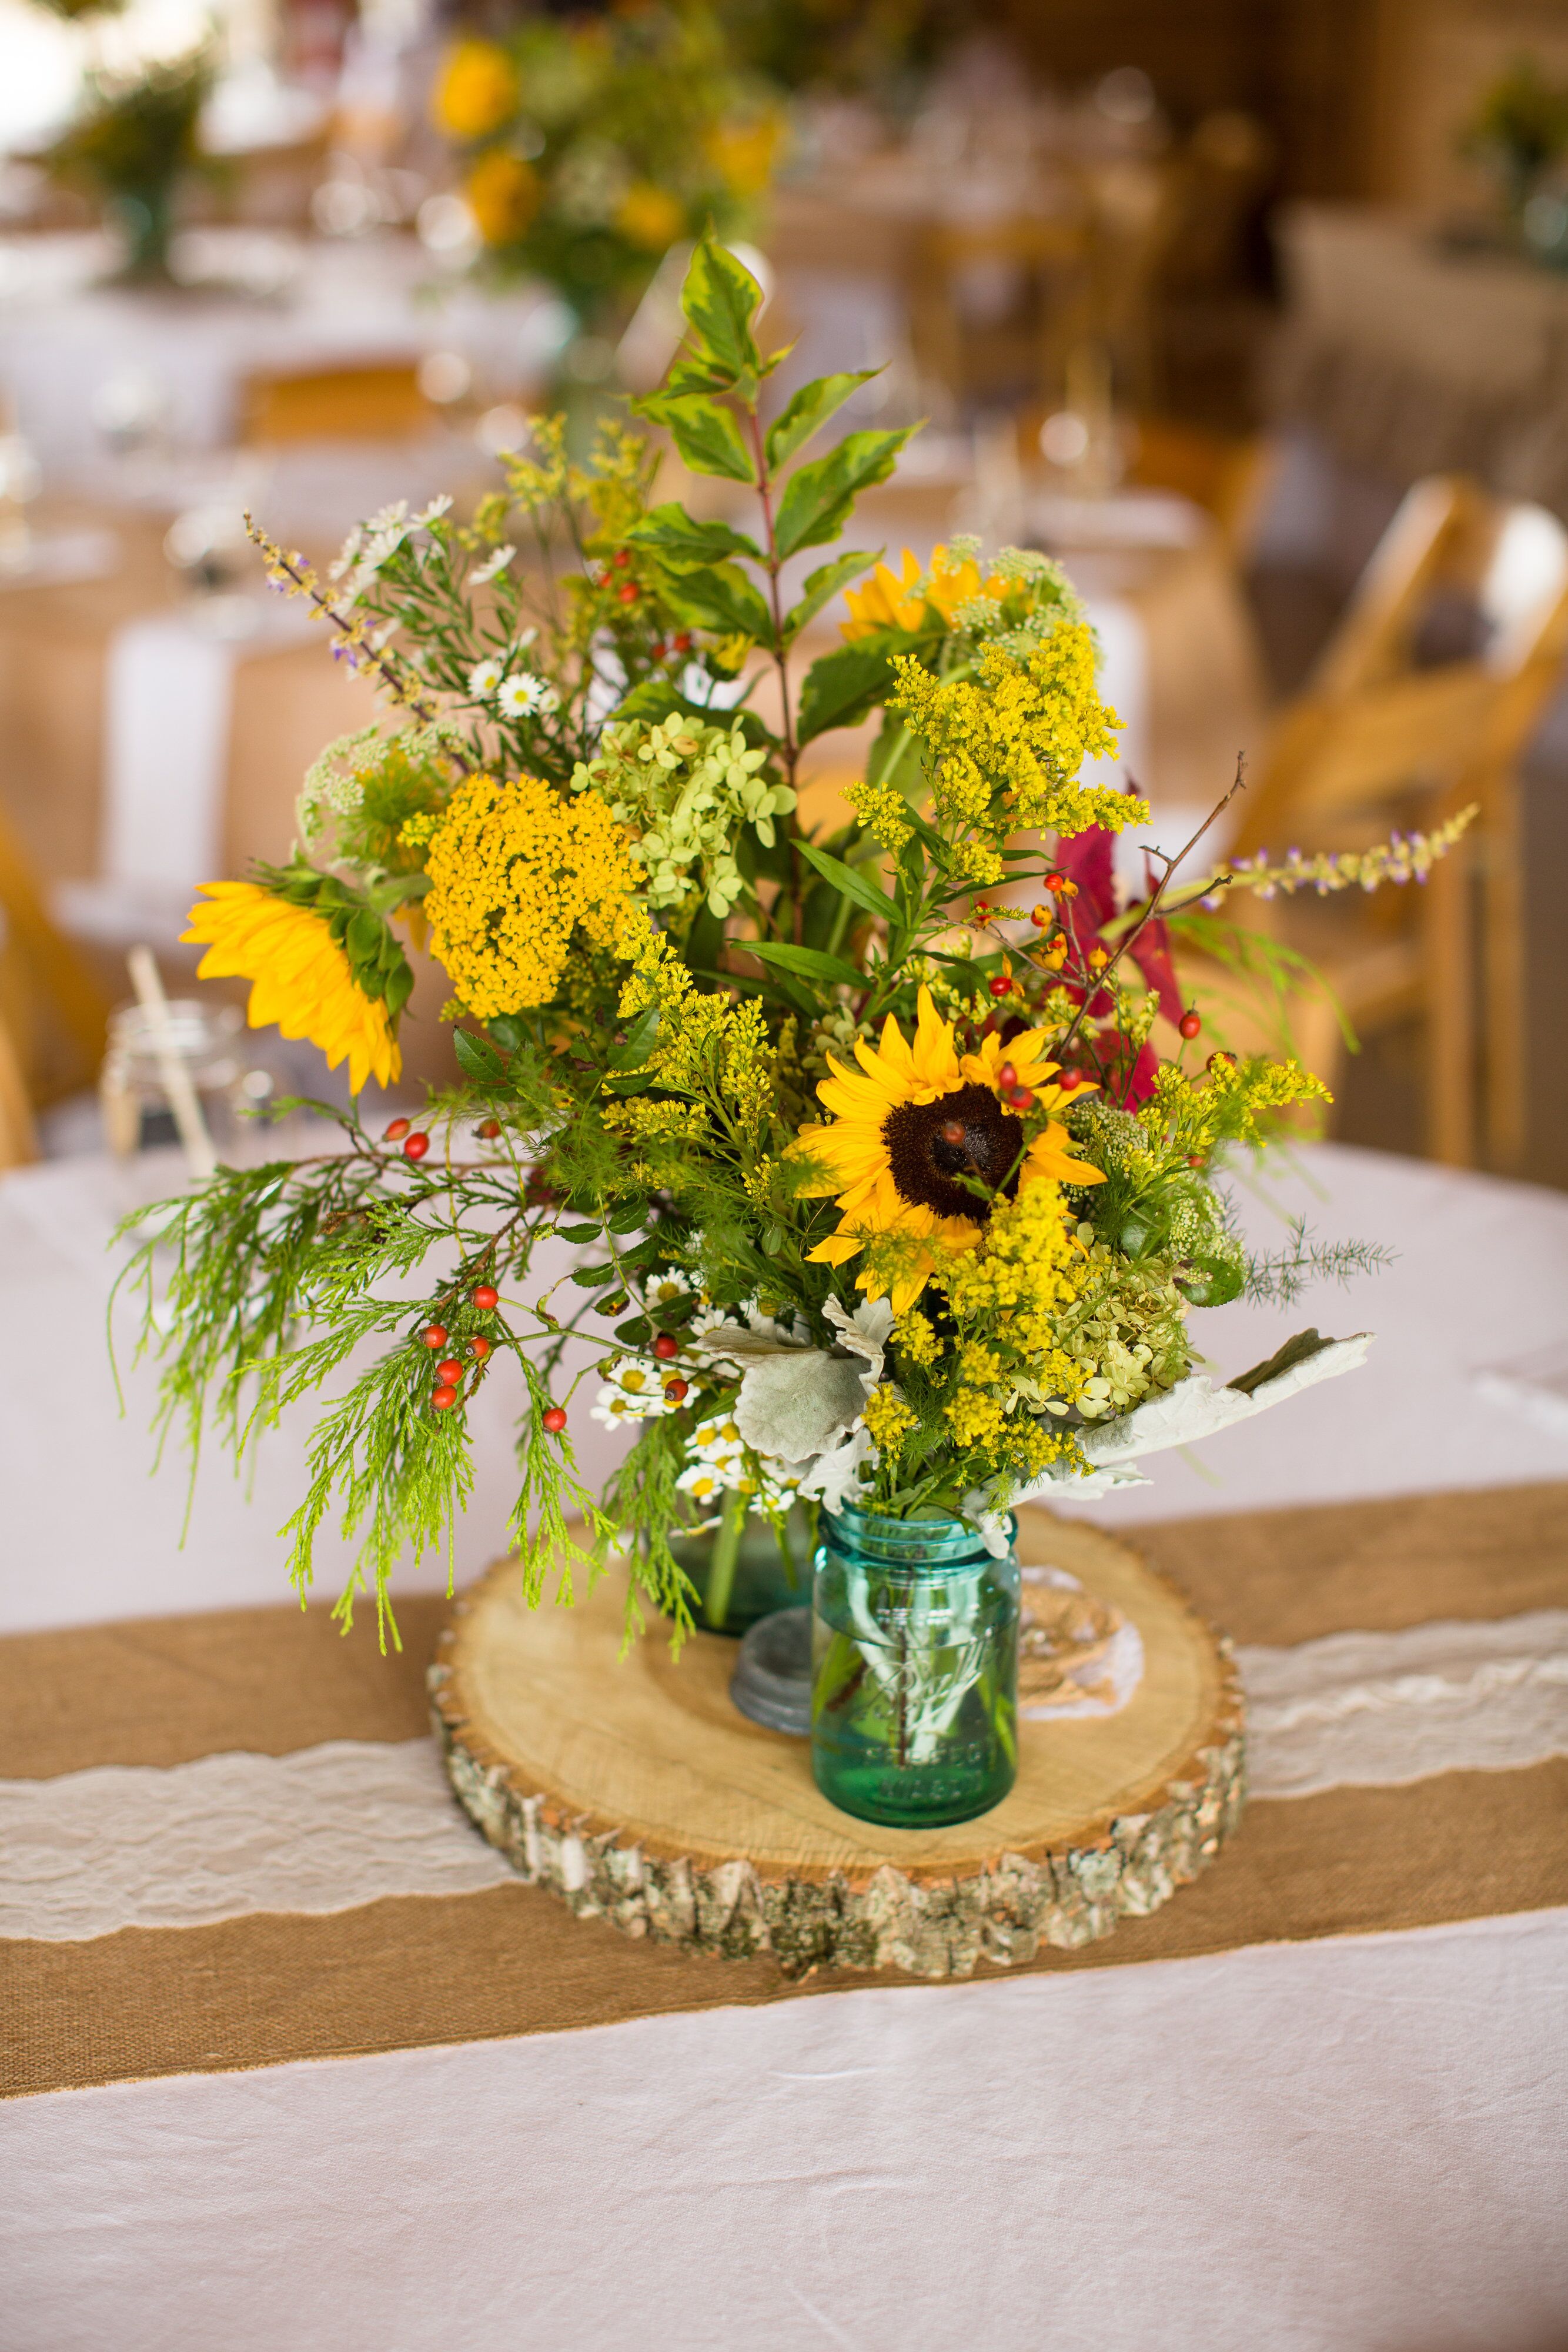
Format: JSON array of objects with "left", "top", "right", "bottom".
[
  {"left": 45, "top": 45, "right": 212, "bottom": 280},
  {"left": 121, "top": 240, "right": 1452, "bottom": 1675},
  {"left": 1460, "top": 55, "right": 1568, "bottom": 225},
  {"left": 429, "top": 8, "right": 781, "bottom": 326}
]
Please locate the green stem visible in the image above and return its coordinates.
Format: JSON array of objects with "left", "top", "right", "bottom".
[{"left": 704, "top": 1485, "right": 748, "bottom": 1631}]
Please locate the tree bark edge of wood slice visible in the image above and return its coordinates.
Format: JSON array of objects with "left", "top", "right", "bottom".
[{"left": 430, "top": 1506, "right": 1246, "bottom": 1980}]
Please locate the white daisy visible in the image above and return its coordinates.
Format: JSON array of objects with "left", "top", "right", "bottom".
[
  {"left": 497, "top": 671, "right": 548, "bottom": 719},
  {"left": 469, "top": 543, "right": 516, "bottom": 587},
  {"left": 413, "top": 495, "right": 454, "bottom": 527},
  {"left": 467, "top": 658, "right": 503, "bottom": 699},
  {"left": 588, "top": 1355, "right": 675, "bottom": 1426}
]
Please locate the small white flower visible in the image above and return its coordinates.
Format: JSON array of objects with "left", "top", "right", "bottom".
[
  {"left": 467, "top": 658, "right": 503, "bottom": 699},
  {"left": 413, "top": 495, "right": 454, "bottom": 527},
  {"left": 497, "top": 672, "right": 548, "bottom": 719},
  {"left": 470, "top": 543, "right": 516, "bottom": 587},
  {"left": 328, "top": 524, "right": 363, "bottom": 583},
  {"left": 646, "top": 1271, "right": 693, "bottom": 1309},
  {"left": 589, "top": 1355, "right": 675, "bottom": 1426}
]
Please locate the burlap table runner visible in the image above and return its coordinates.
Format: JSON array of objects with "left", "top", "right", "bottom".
[{"left": 5, "top": 1482, "right": 1566, "bottom": 2099}]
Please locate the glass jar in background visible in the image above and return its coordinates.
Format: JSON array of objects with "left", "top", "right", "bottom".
[
  {"left": 811, "top": 1504, "right": 1019, "bottom": 1828},
  {"left": 99, "top": 998, "right": 273, "bottom": 1157},
  {"left": 666, "top": 1499, "right": 813, "bottom": 1636}
]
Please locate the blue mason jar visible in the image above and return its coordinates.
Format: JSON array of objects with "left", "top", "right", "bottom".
[{"left": 811, "top": 1505, "right": 1019, "bottom": 1828}]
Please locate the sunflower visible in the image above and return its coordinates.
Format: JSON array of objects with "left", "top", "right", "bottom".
[
  {"left": 795, "top": 986, "right": 1104, "bottom": 1309},
  {"left": 183, "top": 883, "right": 400, "bottom": 1095},
  {"left": 840, "top": 545, "right": 1006, "bottom": 641}
]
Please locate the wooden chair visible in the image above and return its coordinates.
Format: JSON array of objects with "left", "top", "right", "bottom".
[
  {"left": 1210, "top": 477, "right": 1568, "bottom": 1168},
  {"left": 0, "top": 804, "right": 111, "bottom": 1145},
  {"left": 239, "top": 360, "right": 432, "bottom": 445},
  {"left": 0, "top": 994, "right": 38, "bottom": 1169},
  {"left": 908, "top": 215, "right": 1091, "bottom": 413}
]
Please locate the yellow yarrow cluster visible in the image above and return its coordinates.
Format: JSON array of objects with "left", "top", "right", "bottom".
[
  {"left": 891, "top": 624, "right": 1141, "bottom": 867},
  {"left": 417, "top": 774, "right": 641, "bottom": 1020}
]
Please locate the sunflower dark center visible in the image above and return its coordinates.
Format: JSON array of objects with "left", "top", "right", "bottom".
[{"left": 882, "top": 1084, "right": 1022, "bottom": 1222}]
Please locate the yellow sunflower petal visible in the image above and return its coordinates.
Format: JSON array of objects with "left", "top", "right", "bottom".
[{"left": 182, "top": 881, "right": 401, "bottom": 1094}]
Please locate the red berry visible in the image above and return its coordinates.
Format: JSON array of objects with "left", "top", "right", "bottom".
[
  {"left": 1206, "top": 1051, "right": 1237, "bottom": 1074},
  {"left": 1044, "top": 869, "right": 1066, "bottom": 893},
  {"left": 435, "top": 1359, "right": 463, "bottom": 1385},
  {"left": 1009, "top": 1087, "right": 1035, "bottom": 1112},
  {"left": 469, "top": 1334, "right": 493, "bottom": 1361},
  {"left": 472, "top": 1284, "right": 499, "bottom": 1312},
  {"left": 1029, "top": 905, "right": 1050, "bottom": 928},
  {"left": 432, "top": 1385, "right": 459, "bottom": 1411},
  {"left": 611, "top": 549, "right": 631, "bottom": 568},
  {"left": 1057, "top": 1070, "right": 1081, "bottom": 1093},
  {"left": 940, "top": 1118, "right": 965, "bottom": 1145},
  {"left": 541, "top": 1406, "right": 567, "bottom": 1434},
  {"left": 616, "top": 580, "right": 639, "bottom": 604},
  {"left": 652, "top": 1334, "right": 679, "bottom": 1361},
  {"left": 403, "top": 1131, "right": 430, "bottom": 1161},
  {"left": 997, "top": 1061, "right": 1018, "bottom": 1091},
  {"left": 1179, "top": 1009, "right": 1202, "bottom": 1040},
  {"left": 1188, "top": 1154, "right": 1205, "bottom": 1168},
  {"left": 477, "top": 1118, "right": 501, "bottom": 1140},
  {"left": 664, "top": 1378, "right": 688, "bottom": 1404},
  {"left": 972, "top": 900, "right": 991, "bottom": 919},
  {"left": 673, "top": 632, "right": 692, "bottom": 652},
  {"left": 422, "top": 1324, "right": 448, "bottom": 1349},
  {"left": 385, "top": 1117, "right": 410, "bottom": 1141},
  {"left": 988, "top": 975, "right": 1013, "bottom": 999}
]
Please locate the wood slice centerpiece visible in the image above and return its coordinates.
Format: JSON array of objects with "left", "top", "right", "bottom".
[{"left": 430, "top": 1506, "right": 1245, "bottom": 1980}]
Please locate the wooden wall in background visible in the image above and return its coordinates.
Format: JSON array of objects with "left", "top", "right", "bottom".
[
  {"left": 992, "top": 0, "right": 1385, "bottom": 200},
  {"left": 1365, "top": 0, "right": 1568, "bottom": 210}
]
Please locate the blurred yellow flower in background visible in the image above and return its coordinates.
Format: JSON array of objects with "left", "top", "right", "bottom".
[
  {"left": 183, "top": 883, "right": 400, "bottom": 1095},
  {"left": 616, "top": 181, "right": 686, "bottom": 251},
  {"left": 431, "top": 39, "right": 519, "bottom": 143},
  {"left": 706, "top": 113, "right": 784, "bottom": 196},
  {"left": 464, "top": 151, "right": 540, "bottom": 247}
]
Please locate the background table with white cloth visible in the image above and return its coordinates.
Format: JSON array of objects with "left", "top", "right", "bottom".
[{"left": 3, "top": 1139, "right": 1567, "bottom": 2351}]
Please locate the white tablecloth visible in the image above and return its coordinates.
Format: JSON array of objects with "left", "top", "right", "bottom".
[
  {"left": 0, "top": 232, "right": 567, "bottom": 480},
  {"left": 2, "top": 1139, "right": 1566, "bottom": 2349}
]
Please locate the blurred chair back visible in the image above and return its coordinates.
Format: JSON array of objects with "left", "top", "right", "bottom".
[
  {"left": 0, "top": 806, "right": 109, "bottom": 1133},
  {"left": 909, "top": 215, "right": 1090, "bottom": 413},
  {"left": 240, "top": 360, "right": 432, "bottom": 445},
  {"left": 1223, "top": 477, "right": 1568, "bottom": 1168}
]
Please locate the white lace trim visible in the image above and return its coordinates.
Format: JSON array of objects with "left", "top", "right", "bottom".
[
  {"left": 0, "top": 1739, "right": 513, "bottom": 1941},
  {"left": 1238, "top": 1610, "right": 1568, "bottom": 1799},
  {"left": 3, "top": 1611, "right": 1566, "bottom": 1943}
]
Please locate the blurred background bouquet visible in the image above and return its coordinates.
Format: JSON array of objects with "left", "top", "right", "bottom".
[{"left": 430, "top": 5, "right": 783, "bottom": 340}]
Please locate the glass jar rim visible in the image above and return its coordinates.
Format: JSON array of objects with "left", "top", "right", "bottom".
[{"left": 823, "top": 1500, "right": 1014, "bottom": 1568}]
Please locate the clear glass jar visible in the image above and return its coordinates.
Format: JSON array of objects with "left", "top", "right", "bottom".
[
  {"left": 667, "top": 1501, "right": 811, "bottom": 1636},
  {"left": 99, "top": 998, "right": 270, "bottom": 1157},
  {"left": 811, "top": 1504, "right": 1019, "bottom": 1828}
]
